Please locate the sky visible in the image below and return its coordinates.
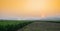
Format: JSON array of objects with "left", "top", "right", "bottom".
[{"left": 0, "top": 0, "right": 60, "bottom": 20}]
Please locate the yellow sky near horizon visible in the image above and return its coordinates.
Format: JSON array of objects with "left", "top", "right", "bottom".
[{"left": 0, "top": 0, "right": 60, "bottom": 18}]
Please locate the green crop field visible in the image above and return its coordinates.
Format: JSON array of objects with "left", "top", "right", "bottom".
[
  {"left": 0, "top": 20, "right": 60, "bottom": 31},
  {"left": 0, "top": 20, "right": 33, "bottom": 31}
]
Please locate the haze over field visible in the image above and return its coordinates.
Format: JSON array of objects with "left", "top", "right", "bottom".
[{"left": 0, "top": 0, "right": 60, "bottom": 20}]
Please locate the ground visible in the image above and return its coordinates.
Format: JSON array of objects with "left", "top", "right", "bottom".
[{"left": 17, "top": 22, "right": 60, "bottom": 31}]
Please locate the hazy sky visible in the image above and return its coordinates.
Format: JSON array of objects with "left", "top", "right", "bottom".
[{"left": 0, "top": 0, "right": 60, "bottom": 20}]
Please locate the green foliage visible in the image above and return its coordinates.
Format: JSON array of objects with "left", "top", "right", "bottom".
[{"left": 0, "top": 20, "right": 33, "bottom": 31}]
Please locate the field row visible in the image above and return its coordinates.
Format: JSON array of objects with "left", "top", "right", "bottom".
[{"left": 0, "top": 20, "right": 33, "bottom": 31}]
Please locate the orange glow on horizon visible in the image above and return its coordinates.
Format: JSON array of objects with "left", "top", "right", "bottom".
[{"left": 0, "top": 0, "right": 60, "bottom": 18}]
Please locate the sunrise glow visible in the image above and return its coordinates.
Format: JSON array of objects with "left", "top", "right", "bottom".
[{"left": 0, "top": 0, "right": 60, "bottom": 19}]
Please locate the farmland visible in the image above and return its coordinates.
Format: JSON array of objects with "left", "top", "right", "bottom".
[
  {"left": 0, "top": 20, "right": 33, "bottom": 31},
  {"left": 0, "top": 20, "right": 60, "bottom": 31},
  {"left": 19, "top": 21, "right": 60, "bottom": 31}
]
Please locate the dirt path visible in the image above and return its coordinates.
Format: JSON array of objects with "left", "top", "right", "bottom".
[{"left": 17, "top": 22, "right": 60, "bottom": 31}]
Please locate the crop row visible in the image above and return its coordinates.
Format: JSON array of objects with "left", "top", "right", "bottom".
[{"left": 0, "top": 21, "right": 32, "bottom": 31}]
